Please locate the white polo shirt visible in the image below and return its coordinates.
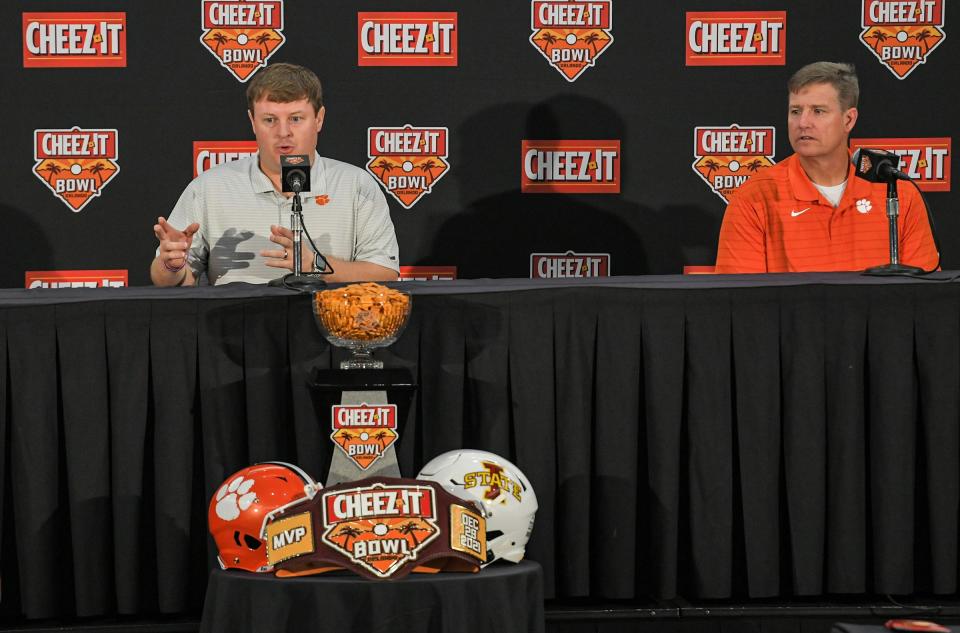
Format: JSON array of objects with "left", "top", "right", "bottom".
[{"left": 165, "top": 152, "right": 399, "bottom": 285}]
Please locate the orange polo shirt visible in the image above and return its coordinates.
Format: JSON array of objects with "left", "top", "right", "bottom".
[{"left": 715, "top": 153, "right": 938, "bottom": 273}]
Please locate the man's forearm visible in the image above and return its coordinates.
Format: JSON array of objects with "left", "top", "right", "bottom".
[
  {"left": 150, "top": 256, "right": 196, "bottom": 287},
  {"left": 321, "top": 257, "right": 398, "bottom": 283}
]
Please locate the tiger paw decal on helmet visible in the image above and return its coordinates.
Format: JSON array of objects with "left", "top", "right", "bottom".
[
  {"left": 214, "top": 475, "right": 257, "bottom": 521},
  {"left": 208, "top": 462, "right": 320, "bottom": 572}
]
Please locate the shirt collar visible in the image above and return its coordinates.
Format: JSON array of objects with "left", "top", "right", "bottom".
[
  {"left": 787, "top": 151, "right": 873, "bottom": 205},
  {"left": 248, "top": 151, "right": 326, "bottom": 196}
]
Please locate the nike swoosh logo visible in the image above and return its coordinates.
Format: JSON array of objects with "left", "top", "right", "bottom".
[{"left": 791, "top": 208, "right": 811, "bottom": 217}]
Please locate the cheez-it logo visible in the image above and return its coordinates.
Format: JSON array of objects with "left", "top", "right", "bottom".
[
  {"left": 685, "top": 11, "right": 786, "bottom": 66},
  {"left": 860, "top": 0, "right": 946, "bottom": 79},
  {"left": 529, "top": 0, "right": 613, "bottom": 81},
  {"left": 366, "top": 125, "right": 450, "bottom": 209},
  {"left": 322, "top": 483, "right": 439, "bottom": 578},
  {"left": 199, "top": 0, "right": 285, "bottom": 82},
  {"left": 358, "top": 12, "right": 457, "bottom": 66},
  {"left": 33, "top": 127, "right": 120, "bottom": 213},
  {"left": 193, "top": 140, "right": 258, "bottom": 178},
  {"left": 692, "top": 124, "right": 776, "bottom": 203},
  {"left": 521, "top": 140, "right": 620, "bottom": 194},
  {"left": 23, "top": 12, "right": 127, "bottom": 68},
  {"left": 330, "top": 404, "right": 398, "bottom": 471},
  {"left": 850, "top": 137, "right": 951, "bottom": 191}
]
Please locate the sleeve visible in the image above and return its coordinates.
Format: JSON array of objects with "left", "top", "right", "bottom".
[
  {"left": 897, "top": 180, "right": 940, "bottom": 271},
  {"left": 714, "top": 190, "right": 768, "bottom": 274},
  {"left": 352, "top": 172, "right": 400, "bottom": 272},
  {"left": 160, "top": 179, "right": 209, "bottom": 279}
]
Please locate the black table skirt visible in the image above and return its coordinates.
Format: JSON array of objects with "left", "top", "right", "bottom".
[
  {"left": 1, "top": 275, "right": 960, "bottom": 618},
  {"left": 199, "top": 562, "right": 545, "bottom": 633}
]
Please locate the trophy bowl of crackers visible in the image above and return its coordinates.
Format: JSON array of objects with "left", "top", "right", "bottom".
[{"left": 313, "top": 282, "right": 412, "bottom": 369}]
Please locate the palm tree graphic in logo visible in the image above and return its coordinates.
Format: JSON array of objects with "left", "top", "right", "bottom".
[
  {"left": 38, "top": 161, "right": 63, "bottom": 183},
  {"left": 373, "top": 430, "right": 391, "bottom": 449},
  {"left": 334, "top": 525, "right": 362, "bottom": 550},
  {"left": 745, "top": 159, "right": 766, "bottom": 173},
  {"left": 88, "top": 162, "right": 109, "bottom": 186},
  {"left": 915, "top": 28, "right": 933, "bottom": 54},
  {"left": 373, "top": 159, "right": 394, "bottom": 179},
  {"left": 583, "top": 32, "right": 602, "bottom": 57},
  {"left": 868, "top": 28, "right": 888, "bottom": 46},
  {"left": 418, "top": 159, "right": 438, "bottom": 185},
  {"left": 538, "top": 31, "right": 558, "bottom": 48},
  {"left": 701, "top": 158, "right": 722, "bottom": 181},
  {"left": 255, "top": 32, "right": 274, "bottom": 55},
  {"left": 208, "top": 31, "right": 231, "bottom": 54},
  {"left": 335, "top": 430, "right": 354, "bottom": 447},
  {"left": 397, "top": 521, "right": 428, "bottom": 547}
]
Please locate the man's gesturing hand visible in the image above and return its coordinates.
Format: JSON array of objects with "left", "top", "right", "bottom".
[{"left": 154, "top": 216, "right": 200, "bottom": 272}]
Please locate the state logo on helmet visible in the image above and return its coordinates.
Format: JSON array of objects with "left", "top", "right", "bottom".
[
  {"left": 208, "top": 462, "right": 320, "bottom": 572},
  {"left": 417, "top": 449, "right": 537, "bottom": 564}
]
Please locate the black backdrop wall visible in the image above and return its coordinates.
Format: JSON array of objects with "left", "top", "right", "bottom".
[{"left": 1, "top": 0, "right": 956, "bottom": 288}]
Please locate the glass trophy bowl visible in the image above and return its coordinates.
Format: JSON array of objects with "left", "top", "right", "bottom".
[{"left": 313, "top": 283, "right": 412, "bottom": 370}]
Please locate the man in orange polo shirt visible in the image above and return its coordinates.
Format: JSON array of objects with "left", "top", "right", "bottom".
[{"left": 714, "top": 62, "right": 938, "bottom": 273}]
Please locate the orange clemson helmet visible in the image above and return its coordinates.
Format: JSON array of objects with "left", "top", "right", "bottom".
[{"left": 208, "top": 462, "right": 320, "bottom": 572}]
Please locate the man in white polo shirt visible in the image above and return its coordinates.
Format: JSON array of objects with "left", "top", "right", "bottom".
[{"left": 150, "top": 63, "right": 399, "bottom": 286}]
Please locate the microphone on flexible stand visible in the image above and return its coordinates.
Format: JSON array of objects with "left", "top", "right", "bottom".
[
  {"left": 852, "top": 148, "right": 924, "bottom": 276},
  {"left": 267, "top": 154, "right": 328, "bottom": 291}
]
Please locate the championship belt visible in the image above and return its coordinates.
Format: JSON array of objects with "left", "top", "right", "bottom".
[{"left": 263, "top": 477, "right": 487, "bottom": 580}]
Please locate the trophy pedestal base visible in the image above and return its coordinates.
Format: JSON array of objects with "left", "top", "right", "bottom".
[{"left": 309, "top": 368, "right": 417, "bottom": 487}]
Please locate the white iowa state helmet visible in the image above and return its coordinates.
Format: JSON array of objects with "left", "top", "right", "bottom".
[{"left": 417, "top": 449, "right": 538, "bottom": 564}]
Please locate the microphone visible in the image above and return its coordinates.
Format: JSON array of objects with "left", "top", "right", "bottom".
[
  {"left": 280, "top": 154, "right": 311, "bottom": 193},
  {"left": 851, "top": 147, "right": 910, "bottom": 183}
]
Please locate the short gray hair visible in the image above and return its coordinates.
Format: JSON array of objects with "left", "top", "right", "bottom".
[{"left": 788, "top": 62, "right": 859, "bottom": 110}]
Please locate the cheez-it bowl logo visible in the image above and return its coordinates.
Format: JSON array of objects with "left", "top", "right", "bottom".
[
  {"left": 531, "top": 251, "right": 610, "bottom": 279},
  {"left": 860, "top": 0, "right": 945, "bottom": 79},
  {"left": 692, "top": 124, "right": 776, "bottom": 203},
  {"left": 193, "top": 140, "right": 258, "bottom": 178},
  {"left": 851, "top": 137, "right": 951, "bottom": 191},
  {"left": 521, "top": 140, "right": 620, "bottom": 194},
  {"left": 23, "top": 12, "right": 127, "bottom": 68},
  {"left": 200, "top": 0, "right": 285, "bottom": 82},
  {"left": 358, "top": 12, "right": 457, "bottom": 66},
  {"left": 530, "top": 0, "right": 613, "bottom": 82},
  {"left": 330, "top": 404, "right": 398, "bottom": 471},
  {"left": 685, "top": 11, "right": 786, "bottom": 66},
  {"left": 322, "top": 483, "right": 439, "bottom": 578},
  {"left": 33, "top": 127, "right": 119, "bottom": 213},
  {"left": 367, "top": 125, "right": 450, "bottom": 209}
]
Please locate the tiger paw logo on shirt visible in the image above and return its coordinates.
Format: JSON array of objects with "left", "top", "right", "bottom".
[
  {"left": 366, "top": 126, "right": 449, "bottom": 209},
  {"left": 322, "top": 483, "right": 439, "bottom": 578},
  {"left": 330, "top": 404, "right": 398, "bottom": 471},
  {"left": 529, "top": 0, "right": 613, "bottom": 82},
  {"left": 692, "top": 124, "right": 776, "bottom": 203},
  {"left": 850, "top": 137, "right": 951, "bottom": 191},
  {"left": 199, "top": 0, "right": 285, "bottom": 82},
  {"left": 33, "top": 127, "right": 119, "bottom": 212},
  {"left": 860, "top": 0, "right": 945, "bottom": 79}
]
